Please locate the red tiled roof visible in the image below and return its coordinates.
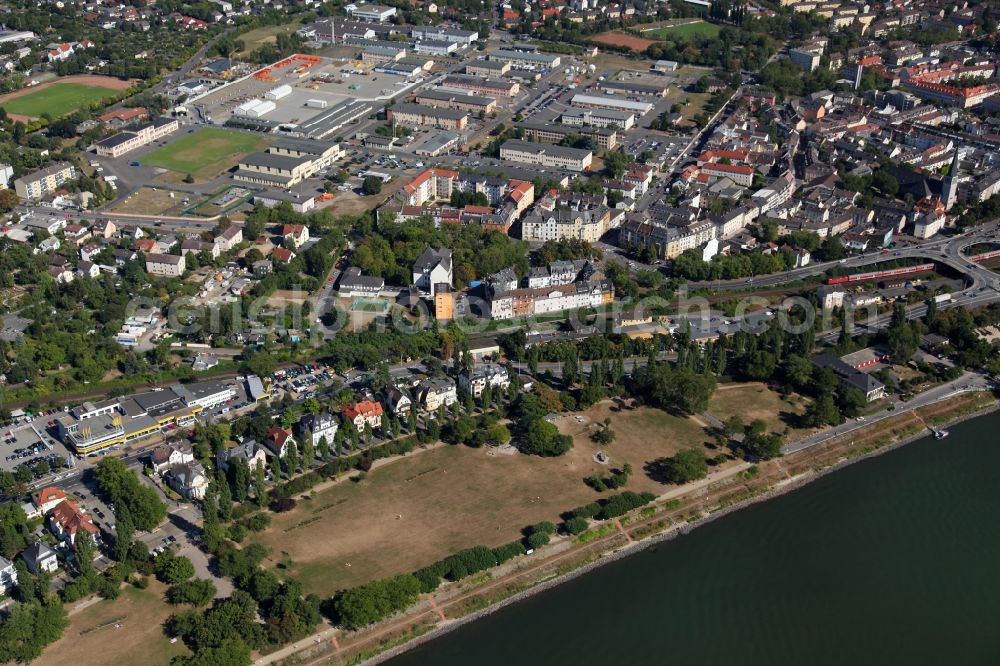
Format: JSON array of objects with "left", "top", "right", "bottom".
[
  {"left": 342, "top": 400, "right": 384, "bottom": 420},
  {"left": 50, "top": 500, "right": 98, "bottom": 536},
  {"left": 37, "top": 486, "right": 66, "bottom": 507}
]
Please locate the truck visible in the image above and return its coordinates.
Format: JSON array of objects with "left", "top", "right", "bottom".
[{"left": 933, "top": 293, "right": 952, "bottom": 304}]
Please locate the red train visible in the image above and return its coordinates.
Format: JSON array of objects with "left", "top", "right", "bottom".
[{"left": 825, "top": 263, "right": 936, "bottom": 285}]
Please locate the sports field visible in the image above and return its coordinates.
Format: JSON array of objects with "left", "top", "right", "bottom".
[
  {"left": 141, "top": 128, "right": 269, "bottom": 180},
  {"left": 643, "top": 20, "right": 721, "bottom": 40},
  {"left": 0, "top": 77, "right": 130, "bottom": 119}
]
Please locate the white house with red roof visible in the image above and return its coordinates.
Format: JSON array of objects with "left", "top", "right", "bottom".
[{"left": 35, "top": 486, "right": 67, "bottom": 514}]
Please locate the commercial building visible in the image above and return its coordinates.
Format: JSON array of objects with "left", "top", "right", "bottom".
[
  {"left": 338, "top": 266, "right": 385, "bottom": 297},
  {"left": 411, "top": 26, "right": 478, "bottom": 45},
  {"left": 55, "top": 381, "right": 232, "bottom": 454},
  {"left": 518, "top": 120, "right": 618, "bottom": 149},
  {"left": 145, "top": 252, "right": 186, "bottom": 277},
  {"left": 488, "top": 48, "right": 561, "bottom": 69},
  {"left": 346, "top": 3, "right": 397, "bottom": 22},
  {"left": 499, "top": 140, "right": 593, "bottom": 172},
  {"left": 235, "top": 138, "right": 343, "bottom": 187},
  {"left": 570, "top": 94, "right": 654, "bottom": 115},
  {"left": 560, "top": 107, "right": 635, "bottom": 130},
  {"left": 93, "top": 116, "right": 179, "bottom": 158},
  {"left": 388, "top": 103, "right": 468, "bottom": 131},
  {"left": 464, "top": 60, "right": 511, "bottom": 78},
  {"left": 700, "top": 162, "right": 755, "bottom": 187},
  {"left": 13, "top": 162, "right": 77, "bottom": 200},
  {"left": 441, "top": 74, "right": 519, "bottom": 97},
  {"left": 599, "top": 80, "right": 668, "bottom": 97},
  {"left": 414, "top": 40, "right": 457, "bottom": 56},
  {"left": 416, "top": 89, "right": 498, "bottom": 115}
]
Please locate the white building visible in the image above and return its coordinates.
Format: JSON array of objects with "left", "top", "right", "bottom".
[
  {"left": 346, "top": 3, "right": 397, "bottom": 21},
  {"left": 145, "top": 252, "right": 186, "bottom": 277},
  {"left": 412, "top": 246, "right": 453, "bottom": 297},
  {"left": 458, "top": 363, "right": 511, "bottom": 398}
]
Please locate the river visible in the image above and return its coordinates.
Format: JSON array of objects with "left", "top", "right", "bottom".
[{"left": 389, "top": 413, "right": 1000, "bottom": 666}]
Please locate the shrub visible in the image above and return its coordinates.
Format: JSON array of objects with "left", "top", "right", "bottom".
[
  {"left": 564, "top": 516, "right": 589, "bottom": 535},
  {"left": 332, "top": 574, "right": 422, "bottom": 630},
  {"left": 526, "top": 531, "right": 549, "bottom": 549},
  {"left": 491, "top": 541, "right": 526, "bottom": 564}
]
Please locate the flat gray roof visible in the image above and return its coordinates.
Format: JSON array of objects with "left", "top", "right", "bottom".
[{"left": 500, "top": 139, "right": 592, "bottom": 159}]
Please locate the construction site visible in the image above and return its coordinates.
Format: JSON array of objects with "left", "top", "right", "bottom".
[{"left": 185, "top": 53, "right": 430, "bottom": 139}]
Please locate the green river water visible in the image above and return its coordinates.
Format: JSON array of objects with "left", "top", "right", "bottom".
[{"left": 389, "top": 412, "right": 1000, "bottom": 666}]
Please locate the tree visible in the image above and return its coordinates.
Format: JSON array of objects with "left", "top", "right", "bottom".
[
  {"left": 114, "top": 514, "right": 135, "bottom": 563},
  {"left": 156, "top": 552, "right": 196, "bottom": 585},
  {"left": 0, "top": 504, "right": 32, "bottom": 559},
  {"left": 171, "top": 637, "right": 252, "bottom": 666},
  {"left": 521, "top": 419, "right": 572, "bottom": 457},
  {"left": 167, "top": 579, "right": 217, "bottom": 607},
  {"left": 0, "top": 598, "right": 69, "bottom": 663},
  {"left": 361, "top": 176, "right": 383, "bottom": 196},
  {"left": 663, "top": 449, "right": 709, "bottom": 484},
  {"left": 94, "top": 458, "right": 167, "bottom": 531},
  {"left": 631, "top": 364, "right": 717, "bottom": 414}
]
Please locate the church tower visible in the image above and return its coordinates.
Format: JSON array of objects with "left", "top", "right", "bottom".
[{"left": 942, "top": 149, "right": 961, "bottom": 211}]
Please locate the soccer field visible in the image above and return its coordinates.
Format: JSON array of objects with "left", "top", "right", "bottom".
[
  {"left": 140, "top": 128, "right": 269, "bottom": 180},
  {"left": 643, "top": 20, "right": 721, "bottom": 41},
  {"left": 0, "top": 83, "right": 121, "bottom": 118}
]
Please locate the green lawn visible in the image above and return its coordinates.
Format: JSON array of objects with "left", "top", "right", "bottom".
[
  {"left": 0, "top": 83, "right": 120, "bottom": 118},
  {"left": 140, "top": 128, "right": 269, "bottom": 180},
  {"left": 644, "top": 20, "right": 722, "bottom": 41}
]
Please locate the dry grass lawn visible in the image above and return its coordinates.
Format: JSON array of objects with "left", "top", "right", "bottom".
[
  {"left": 108, "top": 187, "right": 183, "bottom": 215},
  {"left": 38, "top": 582, "right": 187, "bottom": 666},
  {"left": 251, "top": 404, "right": 721, "bottom": 597},
  {"left": 707, "top": 383, "right": 811, "bottom": 437}
]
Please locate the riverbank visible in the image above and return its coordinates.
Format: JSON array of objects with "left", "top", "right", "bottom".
[{"left": 270, "top": 390, "right": 997, "bottom": 666}]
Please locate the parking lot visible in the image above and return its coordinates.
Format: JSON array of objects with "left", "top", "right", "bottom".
[{"left": 0, "top": 412, "right": 76, "bottom": 477}]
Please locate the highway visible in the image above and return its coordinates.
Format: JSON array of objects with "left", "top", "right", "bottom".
[{"left": 684, "top": 222, "right": 1000, "bottom": 292}]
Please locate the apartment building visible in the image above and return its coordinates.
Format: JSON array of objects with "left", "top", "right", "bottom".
[
  {"left": 520, "top": 207, "right": 613, "bottom": 242},
  {"left": 13, "top": 162, "right": 77, "bottom": 200},
  {"left": 145, "top": 252, "right": 186, "bottom": 277},
  {"left": 489, "top": 280, "right": 614, "bottom": 320}
]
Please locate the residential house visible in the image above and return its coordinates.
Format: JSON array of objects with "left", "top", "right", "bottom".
[
  {"left": 281, "top": 224, "right": 309, "bottom": 248},
  {"left": 216, "top": 440, "right": 267, "bottom": 472},
  {"left": 48, "top": 499, "right": 99, "bottom": 545},
  {"left": 149, "top": 443, "right": 195, "bottom": 475},
  {"left": 385, "top": 386, "right": 412, "bottom": 417},
  {"left": 0, "top": 557, "right": 16, "bottom": 593},
  {"left": 35, "top": 486, "right": 68, "bottom": 514},
  {"left": 458, "top": 363, "right": 511, "bottom": 398},
  {"left": 265, "top": 425, "right": 295, "bottom": 458},
  {"left": 165, "top": 463, "right": 209, "bottom": 501},
  {"left": 297, "top": 412, "right": 339, "bottom": 449},
  {"left": 414, "top": 377, "right": 457, "bottom": 413},
  {"left": 20, "top": 541, "right": 59, "bottom": 574},
  {"left": 342, "top": 400, "right": 384, "bottom": 430}
]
